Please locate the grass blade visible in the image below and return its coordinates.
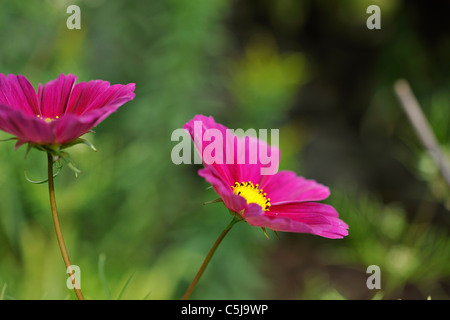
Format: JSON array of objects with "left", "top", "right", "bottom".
[
  {"left": 98, "top": 253, "right": 112, "bottom": 300},
  {"left": 116, "top": 271, "right": 135, "bottom": 300}
]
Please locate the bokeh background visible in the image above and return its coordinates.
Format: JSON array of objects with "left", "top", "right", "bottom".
[{"left": 1, "top": 0, "right": 450, "bottom": 300}]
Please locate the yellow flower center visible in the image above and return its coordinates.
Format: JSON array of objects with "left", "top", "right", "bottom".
[
  {"left": 232, "top": 181, "right": 271, "bottom": 211},
  {"left": 37, "top": 115, "right": 59, "bottom": 123}
]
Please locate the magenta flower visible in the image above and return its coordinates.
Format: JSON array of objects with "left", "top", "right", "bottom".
[
  {"left": 184, "top": 114, "right": 348, "bottom": 239},
  {"left": 0, "top": 73, "right": 135, "bottom": 299},
  {"left": 0, "top": 73, "right": 135, "bottom": 152}
]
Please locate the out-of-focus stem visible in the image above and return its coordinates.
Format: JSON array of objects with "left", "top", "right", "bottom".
[{"left": 394, "top": 79, "right": 450, "bottom": 188}]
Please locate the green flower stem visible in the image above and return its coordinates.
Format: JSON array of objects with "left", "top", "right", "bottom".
[
  {"left": 182, "top": 215, "right": 242, "bottom": 300},
  {"left": 47, "top": 153, "right": 84, "bottom": 300}
]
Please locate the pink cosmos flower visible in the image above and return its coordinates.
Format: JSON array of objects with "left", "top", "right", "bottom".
[
  {"left": 184, "top": 115, "right": 348, "bottom": 239},
  {"left": 0, "top": 73, "right": 135, "bottom": 150}
]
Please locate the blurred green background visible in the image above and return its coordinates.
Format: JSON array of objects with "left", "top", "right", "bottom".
[{"left": 1, "top": 0, "right": 450, "bottom": 300}]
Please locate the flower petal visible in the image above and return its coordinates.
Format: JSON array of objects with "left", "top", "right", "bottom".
[
  {"left": 54, "top": 95, "right": 134, "bottom": 145},
  {"left": 184, "top": 115, "right": 280, "bottom": 187},
  {"left": 66, "top": 80, "right": 135, "bottom": 116},
  {"left": 259, "top": 170, "right": 330, "bottom": 204},
  {"left": 244, "top": 202, "right": 348, "bottom": 239},
  {"left": 82, "top": 83, "right": 136, "bottom": 116},
  {"left": 0, "top": 105, "right": 55, "bottom": 144},
  {"left": 0, "top": 74, "right": 40, "bottom": 116},
  {"left": 184, "top": 115, "right": 240, "bottom": 187},
  {"left": 198, "top": 166, "right": 247, "bottom": 214},
  {"left": 38, "top": 74, "right": 78, "bottom": 117},
  {"left": 236, "top": 134, "right": 280, "bottom": 184}
]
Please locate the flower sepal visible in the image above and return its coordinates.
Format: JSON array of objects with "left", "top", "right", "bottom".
[
  {"left": 0, "top": 137, "right": 18, "bottom": 143},
  {"left": 25, "top": 142, "right": 88, "bottom": 176},
  {"left": 61, "top": 137, "right": 97, "bottom": 152},
  {"left": 202, "top": 198, "right": 224, "bottom": 206},
  {"left": 228, "top": 209, "right": 245, "bottom": 222},
  {"left": 260, "top": 227, "right": 280, "bottom": 240}
]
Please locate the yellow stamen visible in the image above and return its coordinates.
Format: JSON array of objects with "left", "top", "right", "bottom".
[
  {"left": 232, "top": 181, "right": 271, "bottom": 211},
  {"left": 37, "top": 115, "right": 59, "bottom": 123}
]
